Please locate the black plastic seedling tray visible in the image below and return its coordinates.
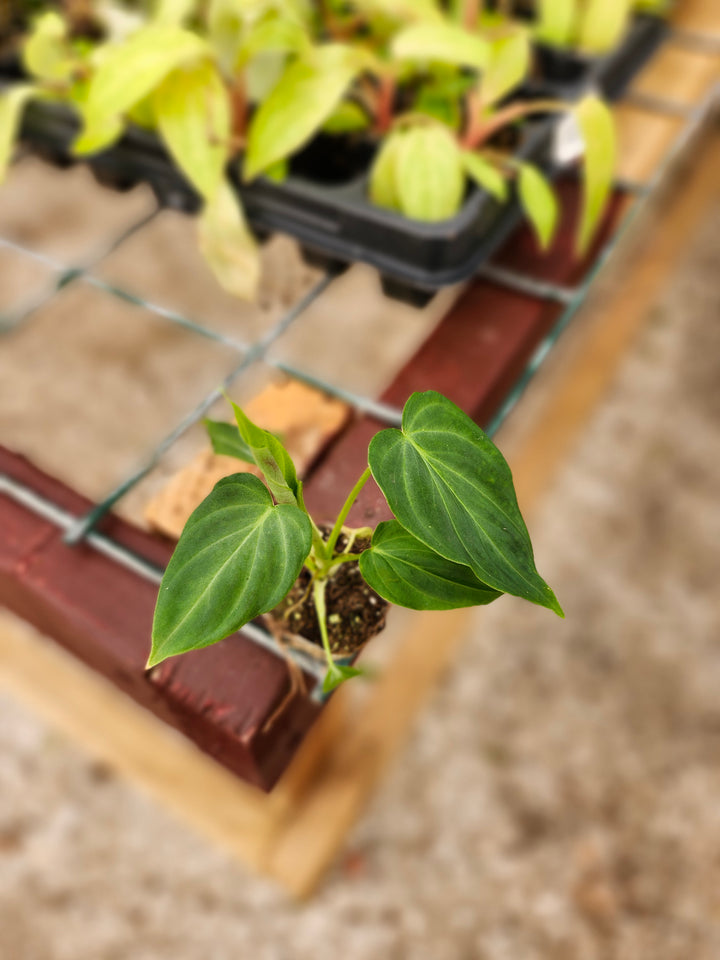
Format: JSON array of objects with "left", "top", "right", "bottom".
[
  {"left": 16, "top": 97, "right": 557, "bottom": 306},
  {"left": 533, "top": 14, "right": 668, "bottom": 101}
]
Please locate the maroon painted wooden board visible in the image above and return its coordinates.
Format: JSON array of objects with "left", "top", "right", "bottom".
[
  {"left": 0, "top": 179, "right": 627, "bottom": 790},
  {"left": 0, "top": 448, "right": 320, "bottom": 790}
]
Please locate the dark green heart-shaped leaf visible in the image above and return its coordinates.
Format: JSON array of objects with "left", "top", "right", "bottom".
[
  {"left": 368, "top": 391, "right": 563, "bottom": 615},
  {"left": 228, "top": 398, "right": 300, "bottom": 505},
  {"left": 149, "top": 473, "right": 312, "bottom": 666},
  {"left": 359, "top": 520, "right": 501, "bottom": 610},
  {"left": 204, "top": 419, "right": 254, "bottom": 463}
]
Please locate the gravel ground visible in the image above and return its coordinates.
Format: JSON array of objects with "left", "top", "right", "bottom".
[{"left": 0, "top": 161, "right": 719, "bottom": 959}]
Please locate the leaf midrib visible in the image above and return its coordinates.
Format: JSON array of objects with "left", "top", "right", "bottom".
[
  {"left": 159, "top": 507, "right": 273, "bottom": 648},
  {"left": 405, "top": 438, "right": 541, "bottom": 598}
]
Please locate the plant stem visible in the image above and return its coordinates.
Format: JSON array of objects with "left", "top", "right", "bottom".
[
  {"left": 327, "top": 552, "right": 363, "bottom": 567},
  {"left": 373, "top": 75, "right": 396, "bottom": 135},
  {"left": 463, "top": 0, "right": 481, "bottom": 30},
  {"left": 312, "top": 578, "right": 335, "bottom": 670},
  {"left": 464, "top": 99, "right": 568, "bottom": 150},
  {"left": 297, "top": 484, "right": 331, "bottom": 564},
  {"left": 325, "top": 466, "right": 372, "bottom": 560}
]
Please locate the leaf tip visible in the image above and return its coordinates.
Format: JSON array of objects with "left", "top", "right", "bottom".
[
  {"left": 145, "top": 649, "right": 161, "bottom": 670},
  {"left": 547, "top": 591, "right": 565, "bottom": 618}
]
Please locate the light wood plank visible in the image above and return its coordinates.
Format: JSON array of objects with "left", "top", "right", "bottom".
[
  {"left": 672, "top": 0, "right": 720, "bottom": 39},
  {"left": 632, "top": 43, "right": 719, "bottom": 104},
  {"left": 0, "top": 613, "right": 278, "bottom": 866},
  {"left": 614, "top": 104, "right": 684, "bottom": 184}
]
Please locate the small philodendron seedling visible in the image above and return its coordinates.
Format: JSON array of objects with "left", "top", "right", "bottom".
[{"left": 149, "top": 390, "right": 563, "bottom": 694}]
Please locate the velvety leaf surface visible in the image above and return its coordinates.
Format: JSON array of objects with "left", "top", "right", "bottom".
[
  {"left": 149, "top": 473, "right": 311, "bottom": 666},
  {"left": 368, "top": 391, "right": 563, "bottom": 614},
  {"left": 360, "top": 520, "right": 502, "bottom": 610}
]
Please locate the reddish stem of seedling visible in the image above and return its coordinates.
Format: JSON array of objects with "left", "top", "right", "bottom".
[
  {"left": 463, "top": 98, "right": 568, "bottom": 150},
  {"left": 229, "top": 79, "right": 248, "bottom": 141},
  {"left": 463, "top": 0, "right": 481, "bottom": 30},
  {"left": 373, "top": 75, "right": 397, "bottom": 136}
]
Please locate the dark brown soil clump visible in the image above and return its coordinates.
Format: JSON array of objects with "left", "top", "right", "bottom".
[{"left": 267, "top": 528, "right": 388, "bottom": 656}]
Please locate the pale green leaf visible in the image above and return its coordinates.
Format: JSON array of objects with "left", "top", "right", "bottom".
[
  {"left": 392, "top": 21, "right": 489, "bottom": 71},
  {"left": 149, "top": 473, "right": 312, "bottom": 666},
  {"left": 360, "top": 521, "right": 502, "bottom": 610},
  {"left": 245, "top": 51, "right": 288, "bottom": 102},
  {"left": 127, "top": 95, "right": 156, "bottom": 130},
  {"left": 369, "top": 129, "right": 404, "bottom": 211},
  {"left": 322, "top": 100, "right": 370, "bottom": 134},
  {"left": 73, "top": 112, "right": 125, "bottom": 155},
  {"left": 264, "top": 157, "right": 289, "bottom": 181},
  {"left": 517, "top": 162, "right": 558, "bottom": 250},
  {"left": 244, "top": 44, "right": 364, "bottom": 180},
  {"left": 227, "top": 398, "right": 301, "bottom": 504},
  {"left": 368, "top": 390, "right": 563, "bottom": 614},
  {"left": 634, "top": 0, "right": 671, "bottom": 11},
  {"left": 535, "top": 0, "right": 576, "bottom": 47},
  {"left": 350, "top": 0, "right": 442, "bottom": 23},
  {"left": 81, "top": 26, "right": 208, "bottom": 135},
  {"left": 578, "top": 0, "right": 632, "bottom": 54},
  {"left": 198, "top": 181, "right": 260, "bottom": 301},
  {"left": 481, "top": 31, "right": 531, "bottom": 106},
  {"left": 236, "top": 16, "right": 310, "bottom": 68},
  {"left": 154, "top": 59, "right": 230, "bottom": 200},
  {"left": 395, "top": 125, "right": 464, "bottom": 222},
  {"left": 207, "top": 0, "right": 245, "bottom": 71},
  {"left": 23, "top": 12, "right": 75, "bottom": 83},
  {"left": 153, "top": 0, "right": 197, "bottom": 27},
  {"left": 462, "top": 151, "right": 508, "bottom": 201},
  {"left": 575, "top": 94, "right": 616, "bottom": 253},
  {"left": 204, "top": 419, "right": 255, "bottom": 463},
  {"left": 0, "top": 85, "right": 35, "bottom": 184}
]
